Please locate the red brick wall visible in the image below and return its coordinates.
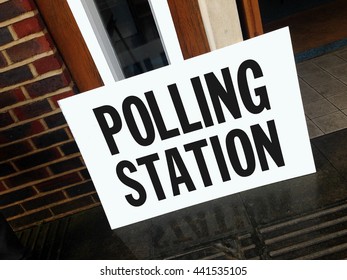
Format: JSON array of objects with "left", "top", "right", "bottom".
[{"left": 0, "top": 0, "right": 99, "bottom": 231}]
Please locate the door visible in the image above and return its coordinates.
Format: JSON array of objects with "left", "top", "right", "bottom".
[{"left": 35, "top": 0, "right": 262, "bottom": 91}]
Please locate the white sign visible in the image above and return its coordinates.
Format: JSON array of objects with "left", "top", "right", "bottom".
[{"left": 59, "top": 28, "right": 315, "bottom": 229}]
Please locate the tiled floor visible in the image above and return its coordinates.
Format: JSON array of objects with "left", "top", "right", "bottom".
[
  {"left": 263, "top": 0, "right": 347, "bottom": 139},
  {"left": 298, "top": 46, "right": 347, "bottom": 138}
]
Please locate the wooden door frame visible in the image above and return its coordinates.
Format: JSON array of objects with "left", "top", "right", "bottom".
[
  {"left": 35, "top": 0, "right": 104, "bottom": 92},
  {"left": 167, "top": 0, "right": 210, "bottom": 59},
  {"left": 237, "top": 0, "right": 263, "bottom": 38},
  {"left": 35, "top": 0, "right": 263, "bottom": 92}
]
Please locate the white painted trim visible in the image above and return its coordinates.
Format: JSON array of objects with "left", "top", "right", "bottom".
[
  {"left": 148, "top": 0, "right": 184, "bottom": 64},
  {"left": 67, "top": 0, "right": 117, "bottom": 85},
  {"left": 80, "top": 0, "right": 125, "bottom": 82}
]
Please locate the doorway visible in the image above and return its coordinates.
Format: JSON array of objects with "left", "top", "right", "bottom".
[{"left": 259, "top": 0, "right": 347, "bottom": 54}]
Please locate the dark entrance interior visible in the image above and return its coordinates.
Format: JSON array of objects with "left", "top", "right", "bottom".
[{"left": 259, "top": 0, "right": 347, "bottom": 54}]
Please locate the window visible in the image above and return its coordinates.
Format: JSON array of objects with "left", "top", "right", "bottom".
[
  {"left": 67, "top": 0, "right": 183, "bottom": 84},
  {"left": 94, "top": 0, "right": 168, "bottom": 78},
  {"left": 36, "top": 0, "right": 260, "bottom": 92}
]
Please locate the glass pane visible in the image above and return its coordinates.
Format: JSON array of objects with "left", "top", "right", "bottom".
[{"left": 94, "top": 0, "right": 169, "bottom": 78}]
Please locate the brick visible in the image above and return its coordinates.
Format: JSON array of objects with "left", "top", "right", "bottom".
[
  {"left": 0, "top": 120, "right": 45, "bottom": 145},
  {"left": 22, "top": 191, "right": 66, "bottom": 211},
  {"left": 0, "top": 27, "right": 13, "bottom": 47},
  {"left": 13, "top": 99, "right": 52, "bottom": 121},
  {"left": 91, "top": 193, "right": 100, "bottom": 203},
  {"left": 0, "top": 65, "right": 33, "bottom": 88},
  {"left": 65, "top": 181, "right": 95, "bottom": 198},
  {"left": 80, "top": 168, "right": 91, "bottom": 180},
  {"left": 49, "top": 157, "right": 83, "bottom": 174},
  {"left": 0, "top": 140, "right": 33, "bottom": 162},
  {"left": 33, "top": 54, "right": 63, "bottom": 75},
  {"left": 43, "top": 112, "right": 66, "bottom": 128},
  {"left": 0, "top": 88, "right": 26, "bottom": 109},
  {"left": 36, "top": 172, "right": 82, "bottom": 193},
  {"left": 1, "top": 204, "right": 24, "bottom": 219},
  {"left": 32, "top": 129, "right": 69, "bottom": 149},
  {"left": 13, "top": 147, "right": 61, "bottom": 170},
  {"left": 9, "top": 209, "right": 52, "bottom": 230},
  {"left": 6, "top": 35, "right": 53, "bottom": 63},
  {"left": 0, "top": 51, "right": 8, "bottom": 68},
  {"left": 12, "top": 15, "right": 44, "bottom": 39},
  {"left": 50, "top": 90, "right": 74, "bottom": 108},
  {"left": 0, "top": 162, "right": 16, "bottom": 177},
  {"left": 0, "top": 0, "right": 35, "bottom": 22},
  {"left": 60, "top": 141, "right": 80, "bottom": 156},
  {"left": 25, "top": 72, "right": 71, "bottom": 98},
  {"left": 4, "top": 168, "right": 49, "bottom": 188},
  {"left": 51, "top": 196, "right": 94, "bottom": 215},
  {"left": 0, "top": 111, "right": 14, "bottom": 128},
  {"left": 0, "top": 187, "right": 36, "bottom": 207},
  {"left": 0, "top": 181, "right": 7, "bottom": 192}
]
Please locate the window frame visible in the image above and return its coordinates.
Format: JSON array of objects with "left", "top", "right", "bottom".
[
  {"left": 36, "top": 0, "right": 262, "bottom": 92},
  {"left": 67, "top": 0, "right": 184, "bottom": 85}
]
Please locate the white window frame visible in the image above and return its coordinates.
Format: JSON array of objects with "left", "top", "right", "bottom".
[{"left": 67, "top": 0, "right": 184, "bottom": 86}]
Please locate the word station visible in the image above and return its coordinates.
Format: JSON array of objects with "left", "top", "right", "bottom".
[{"left": 93, "top": 60, "right": 285, "bottom": 207}]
